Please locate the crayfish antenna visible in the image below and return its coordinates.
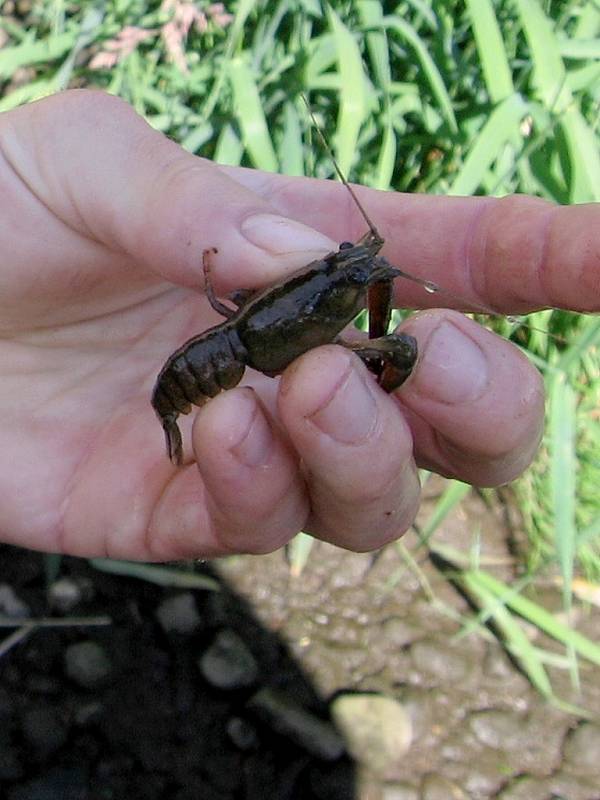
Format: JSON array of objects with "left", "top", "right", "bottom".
[{"left": 301, "top": 93, "right": 383, "bottom": 244}]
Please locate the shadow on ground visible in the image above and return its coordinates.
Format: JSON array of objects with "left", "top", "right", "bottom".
[{"left": 0, "top": 545, "right": 356, "bottom": 800}]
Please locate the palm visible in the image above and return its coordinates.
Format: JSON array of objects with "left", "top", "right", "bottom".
[
  {"left": 0, "top": 219, "right": 233, "bottom": 556},
  {"left": 0, "top": 95, "right": 339, "bottom": 559}
]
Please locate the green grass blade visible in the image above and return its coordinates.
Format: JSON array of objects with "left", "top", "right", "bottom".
[
  {"left": 304, "top": 32, "right": 337, "bottom": 87},
  {"left": 556, "top": 317, "right": 600, "bottom": 374},
  {"left": 357, "top": 0, "right": 391, "bottom": 89},
  {"left": 404, "top": 0, "right": 437, "bottom": 29},
  {"left": 560, "top": 107, "right": 600, "bottom": 202},
  {"left": 382, "top": 15, "right": 458, "bottom": 134},
  {"left": 566, "top": 62, "right": 600, "bottom": 93},
  {"left": 214, "top": 122, "right": 244, "bottom": 166},
  {"left": 0, "top": 78, "right": 55, "bottom": 111},
  {"left": 469, "top": 570, "right": 600, "bottom": 668},
  {"left": 514, "top": 0, "right": 571, "bottom": 112},
  {"left": 572, "top": 4, "right": 600, "bottom": 39},
  {"left": 461, "top": 570, "right": 553, "bottom": 698},
  {"left": 374, "top": 111, "right": 396, "bottom": 190},
  {"left": 202, "top": 0, "right": 259, "bottom": 119},
  {"left": 327, "top": 6, "right": 369, "bottom": 177},
  {"left": 465, "top": 0, "right": 514, "bottom": 102},
  {"left": 181, "top": 123, "right": 214, "bottom": 154},
  {"left": 54, "top": 4, "right": 104, "bottom": 90},
  {"left": 549, "top": 373, "right": 577, "bottom": 606},
  {"left": 449, "top": 93, "right": 527, "bottom": 196},
  {"left": 558, "top": 37, "right": 600, "bottom": 60},
  {"left": 90, "top": 559, "right": 219, "bottom": 591},
  {"left": 287, "top": 531, "right": 315, "bottom": 577},
  {"left": 279, "top": 100, "right": 304, "bottom": 176},
  {"left": 0, "top": 30, "right": 76, "bottom": 78},
  {"left": 461, "top": 569, "right": 589, "bottom": 714},
  {"left": 417, "top": 480, "right": 472, "bottom": 544},
  {"left": 228, "top": 55, "right": 278, "bottom": 172}
]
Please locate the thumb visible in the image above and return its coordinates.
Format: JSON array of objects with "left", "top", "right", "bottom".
[{"left": 8, "top": 89, "right": 335, "bottom": 293}]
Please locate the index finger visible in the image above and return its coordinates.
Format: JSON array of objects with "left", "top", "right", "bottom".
[{"left": 222, "top": 167, "right": 599, "bottom": 315}]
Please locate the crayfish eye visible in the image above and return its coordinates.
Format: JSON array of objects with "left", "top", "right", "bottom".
[{"left": 339, "top": 241, "right": 354, "bottom": 251}]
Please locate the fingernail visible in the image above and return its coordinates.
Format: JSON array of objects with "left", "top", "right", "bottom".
[
  {"left": 227, "top": 391, "right": 273, "bottom": 467},
  {"left": 415, "top": 321, "right": 488, "bottom": 404},
  {"left": 241, "top": 213, "right": 334, "bottom": 255},
  {"left": 309, "top": 360, "right": 377, "bottom": 444}
]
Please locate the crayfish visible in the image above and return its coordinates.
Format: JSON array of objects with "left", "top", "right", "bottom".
[
  {"left": 152, "top": 225, "right": 420, "bottom": 465},
  {"left": 151, "top": 100, "right": 452, "bottom": 465}
]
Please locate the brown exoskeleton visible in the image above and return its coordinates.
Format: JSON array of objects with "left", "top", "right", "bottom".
[
  {"left": 152, "top": 108, "right": 443, "bottom": 466},
  {"left": 152, "top": 232, "right": 419, "bottom": 465}
]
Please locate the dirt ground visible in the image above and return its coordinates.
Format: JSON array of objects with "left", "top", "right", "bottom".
[{"left": 1, "top": 479, "right": 599, "bottom": 800}]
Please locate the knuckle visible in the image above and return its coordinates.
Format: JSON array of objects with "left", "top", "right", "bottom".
[
  {"left": 311, "top": 487, "right": 418, "bottom": 552},
  {"left": 57, "top": 89, "right": 139, "bottom": 133},
  {"left": 318, "top": 445, "right": 414, "bottom": 508}
]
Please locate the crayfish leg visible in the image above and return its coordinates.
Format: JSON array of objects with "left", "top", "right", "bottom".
[
  {"left": 367, "top": 279, "right": 394, "bottom": 340},
  {"left": 366, "top": 273, "right": 395, "bottom": 384},
  {"left": 203, "top": 248, "right": 237, "bottom": 319}
]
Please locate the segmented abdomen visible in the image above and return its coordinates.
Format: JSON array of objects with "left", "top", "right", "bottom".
[{"left": 151, "top": 325, "right": 247, "bottom": 420}]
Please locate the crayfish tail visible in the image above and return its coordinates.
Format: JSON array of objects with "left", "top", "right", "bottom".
[{"left": 163, "top": 419, "right": 184, "bottom": 466}]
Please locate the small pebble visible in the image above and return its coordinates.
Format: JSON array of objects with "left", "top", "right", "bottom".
[
  {"left": 226, "top": 716, "right": 258, "bottom": 751},
  {"left": 0, "top": 584, "right": 30, "bottom": 618},
  {"left": 155, "top": 592, "right": 201, "bottom": 635},
  {"left": 247, "top": 687, "right": 345, "bottom": 760},
  {"left": 47, "top": 578, "right": 82, "bottom": 614},
  {"left": 64, "top": 641, "right": 112, "bottom": 688},
  {"left": 21, "top": 705, "right": 68, "bottom": 757},
  {"left": 563, "top": 722, "right": 600, "bottom": 777},
  {"left": 198, "top": 629, "right": 258, "bottom": 690},
  {"left": 331, "top": 693, "right": 412, "bottom": 777}
]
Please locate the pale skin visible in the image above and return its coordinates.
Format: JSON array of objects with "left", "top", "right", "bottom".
[{"left": 0, "top": 90, "right": 598, "bottom": 560}]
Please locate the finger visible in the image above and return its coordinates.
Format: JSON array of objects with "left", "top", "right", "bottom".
[
  {"left": 222, "top": 167, "right": 600, "bottom": 314},
  {"left": 395, "top": 310, "right": 545, "bottom": 487},
  {"left": 1, "top": 90, "right": 335, "bottom": 295},
  {"left": 54, "top": 387, "right": 306, "bottom": 561},
  {"left": 277, "top": 345, "right": 421, "bottom": 551},
  {"left": 151, "top": 387, "right": 309, "bottom": 558}
]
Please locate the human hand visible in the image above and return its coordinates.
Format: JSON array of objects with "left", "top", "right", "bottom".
[{"left": 0, "top": 90, "right": 597, "bottom": 560}]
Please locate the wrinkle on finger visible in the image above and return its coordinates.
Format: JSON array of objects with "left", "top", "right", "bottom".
[
  {"left": 437, "top": 429, "right": 543, "bottom": 486},
  {"left": 146, "top": 463, "right": 219, "bottom": 560},
  {"left": 469, "top": 195, "right": 559, "bottom": 312},
  {"left": 398, "top": 400, "right": 542, "bottom": 488},
  {"left": 278, "top": 346, "right": 420, "bottom": 551},
  {"left": 303, "top": 456, "right": 420, "bottom": 552},
  {"left": 474, "top": 196, "right": 599, "bottom": 313},
  {"left": 192, "top": 388, "right": 309, "bottom": 555},
  {"left": 219, "top": 168, "right": 600, "bottom": 314},
  {"left": 542, "top": 202, "right": 600, "bottom": 310},
  {"left": 204, "top": 468, "right": 308, "bottom": 555},
  {"left": 398, "top": 311, "right": 545, "bottom": 486},
  {"left": 218, "top": 165, "right": 369, "bottom": 246},
  {"left": 4, "top": 91, "right": 337, "bottom": 298}
]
